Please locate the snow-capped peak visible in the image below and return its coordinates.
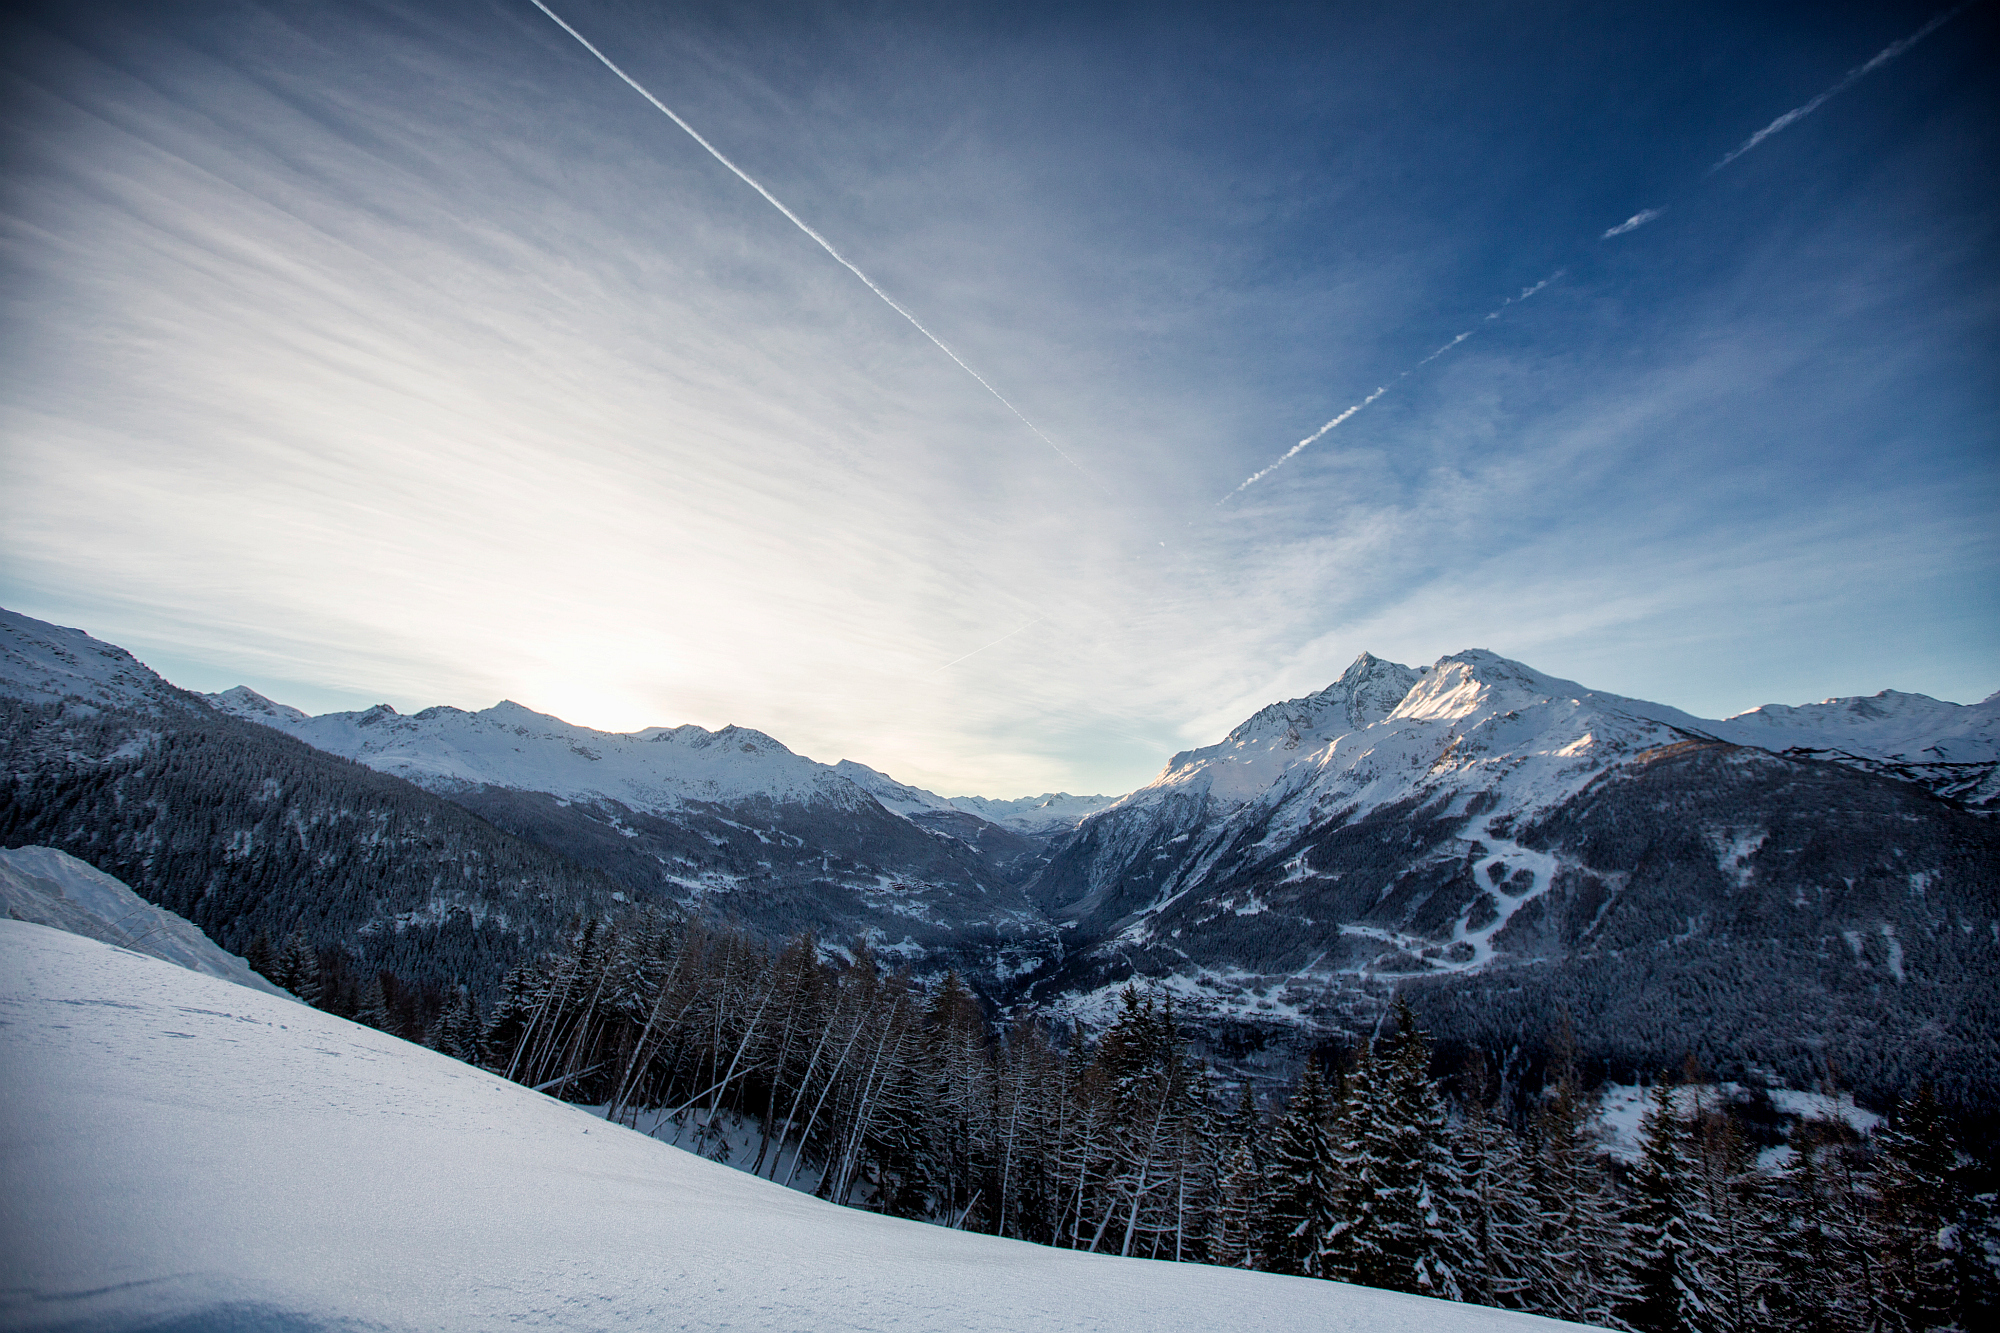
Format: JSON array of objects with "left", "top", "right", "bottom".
[
  {"left": 1712, "top": 688, "right": 2000, "bottom": 765},
  {"left": 833, "top": 760, "right": 961, "bottom": 819},
  {"left": 208, "top": 696, "right": 868, "bottom": 813},
  {"left": 208, "top": 685, "right": 310, "bottom": 724}
]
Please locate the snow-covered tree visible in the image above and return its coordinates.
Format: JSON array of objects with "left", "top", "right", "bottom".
[{"left": 1621, "top": 1080, "right": 1719, "bottom": 1333}]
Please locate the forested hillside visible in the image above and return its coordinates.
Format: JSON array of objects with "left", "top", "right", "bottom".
[
  {"left": 478, "top": 909, "right": 1997, "bottom": 1330},
  {"left": 0, "top": 696, "right": 624, "bottom": 1012}
]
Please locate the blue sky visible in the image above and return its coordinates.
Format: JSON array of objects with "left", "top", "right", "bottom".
[{"left": 2, "top": 0, "right": 1994, "bottom": 796}]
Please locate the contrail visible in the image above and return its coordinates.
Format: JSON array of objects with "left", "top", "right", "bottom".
[
  {"left": 1712, "top": 4, "right": 1974, "bottom": 171},
  {"left": 931, "top": 617, "right": 1043, "bottom": 676},
  {"left": 524, "top": 0, "right": 1091, "bottom": 481},
  {"left": 1221, "top": 269, "right": 1563, "bottom": 501},
  {"left": 1226, "top": 9, "right": 1969, "bottom": 505},
  {"left": 1602, "top": 208, "right": 1665, "bottom": 238}
]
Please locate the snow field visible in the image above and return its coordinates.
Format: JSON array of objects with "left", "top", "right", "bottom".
[{"left": 0, "top": 921, "right": 1582, "bottom": 1333}]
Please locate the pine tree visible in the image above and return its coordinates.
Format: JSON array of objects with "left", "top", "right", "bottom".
[
  {"left": 1212, "top": 1084, "right": 1266, "bottom": 1269},
  {"left": 1262, "top": 1058, "right": 1341, "bottom": 1276},
  {"left": 273, "top": 930, "right": 322, "bottom": 1004},
  {"left": 1758, "top": 1118, "right": 1867, "bottom": 1333},
  {"left": 244, "top": 930, "right": 273, "bottom": 981},
  {"left": 1320, "top": 1001, "right": 1469, "bottom": 1300},
  {"left": 1522, "top": 1063, "right": 1632, "bottom": 1325},
  {"left": 434, "top": 986, "right": 481, "bottom": 1062},
  {"left": 1621, "top": 1079, "right": 1718, "bottom": 1333},
  {"left": 1871, "top": 1086, "right": 1960, "bottom": 1332},
  {"left": 354, "top": 972, "right": 390, "bottom": 1031},
  {"left": 1452, "top": 1098, "right": 1537, "bottom": 1309}
]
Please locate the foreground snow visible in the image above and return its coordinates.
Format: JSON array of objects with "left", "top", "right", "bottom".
[{"left": 0, "top": 921, "right": 1578, "bottom": 1332}]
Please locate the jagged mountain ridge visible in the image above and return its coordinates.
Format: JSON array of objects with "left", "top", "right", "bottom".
[
  {"left": 1, "top": 611, "right": 1068, "bottom": 981},
  {"left": 1021, "top": 650, "right": 1999, "bottom": 1103},
  {"left": 8, "top": 606, "right": 1997, "bottom": 1101}
]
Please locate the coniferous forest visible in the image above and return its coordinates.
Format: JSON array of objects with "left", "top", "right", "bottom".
[{"left": 334, "top": 907, "right": 1993, "bottom": 1333}]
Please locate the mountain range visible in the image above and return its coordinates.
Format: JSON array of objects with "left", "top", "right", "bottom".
[{"left": 4, "top": 605, "right": 1996, "bottom": 1104}]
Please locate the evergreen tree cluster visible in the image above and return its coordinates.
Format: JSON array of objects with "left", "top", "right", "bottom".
[
  {"left": 0, "top": 697, "right": 626, "bottom": 1005},
  {"left": 486, "top": 915, "right": 1997, "bottom": 1330}
]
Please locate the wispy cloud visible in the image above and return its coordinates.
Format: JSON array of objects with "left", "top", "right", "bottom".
[
  {"left": 524, "top": 0, "right": 1090, "bottom": 483},
  {"left": 1712, "top": 4, "right": 1972, "bottom": 171},
  {"left": 1603, "top": 208, "right": 1665, "bottom": 238}
]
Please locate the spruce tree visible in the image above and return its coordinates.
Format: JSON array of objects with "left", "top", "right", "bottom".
[
  {"left": 1621, "top": 1079, "right": 1718, "bottom": 1333},
  {"left": 1870, "top": 1087, "right": 1960, "bottom": 1331},
  {"left": 1452, "top": 1099, "right": 1536, "bottom": 1309},
  {"left": 1212, "top": 1085, "right": 1266, "bottom": 1269},
  {"left": 277, "top": 931, "right": 322, "bottom": 1005},
  {"left": 434, "top": 986, "right": 481, "bottom": 1062},
  {"left": 1261, "top": 1059, "right": 1341, "bottom": 1276},
  {"left": 1523, "top": 1064, "right": 1632, "bottom": 1325},
  {"left": 354, "top": 972, "right": 391, "bottom": 1031},
  {"left": 1320, "top": 1001, "right": 1469, "bottom": 1300},
  {"left": 1758, "top": 1118, "right": 1866, "bottom": 1333}
]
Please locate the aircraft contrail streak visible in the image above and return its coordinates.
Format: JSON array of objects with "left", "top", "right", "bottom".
[
  {"left": 525, "top": 0, "right": 1091, "bottom": 481},
  {"left": 1220, "top": 270, "right": 1563, "bottom": 501},
  {"left": 1713, "top": 4, "right": 1974, "bottom": 170},
  {"left": 932, "top": 617, "right": 1044, "bottom": 676}
]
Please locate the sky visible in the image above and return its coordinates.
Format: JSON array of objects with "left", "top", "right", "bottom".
[{"left": 2, "top": 0, "right": 1995, "bottom": 798}]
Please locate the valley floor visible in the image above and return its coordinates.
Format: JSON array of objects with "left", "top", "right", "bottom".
[{"left": 0, "top": 920, "right": 1579, "bottom": 1333}]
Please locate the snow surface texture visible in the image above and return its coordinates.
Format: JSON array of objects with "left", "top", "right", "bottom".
[
  {"left": 0, "top": 846, "right": 289, "bottom": 999},
  {"left": 0, "top": 920, "right": 1579, "bottom": 1333},
  {"left": 0, "top": 607, "right": 187, "bottom": 711}
]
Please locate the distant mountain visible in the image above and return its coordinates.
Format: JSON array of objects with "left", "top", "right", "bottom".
[
  {"left": 207, "top": 691, "right": 872, "bottom": 810},
  {"left": 1704, "top": 687, "right": 2000, "bottom": 809},
  {"left": 1024, "top": 649, "right": 2000, "bottom": 1104},
  {"left": 199, "top": 689, "right": 1069, "bottom": 980},
  {"left": 9, "top": 605, "right": 1998, "bottom": 1104},
  {"left": 834, "top": 758, "right": 1117, "bottom": 835}
]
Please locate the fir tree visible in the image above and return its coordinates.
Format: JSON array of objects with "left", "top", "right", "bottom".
[
  {"left": 1522, "top": 1062, "right": 1631, "bottom": 1325},
  {"left": 1212, "top": 1084, "right": 1266, "bottom": 1269},
  {"left": 1871, "top": 1086, "right": 1960, "bottom": 1332},
  {"left": 434, "top": 986, "right": 481, "bottom": 1062},
  {"left": 354, "top": 972, "right": 391, "bottom": 1031},
  {"left": 1320, "top": 1001, "right": 1469, "bottom": 1301},
  {"left": 1758, "top": 1118, "right": 1867, "bottom": 1333},
  {"left": 1452, "top": 1097, "right": 1536, "bottom": 1309},
  {"left": 1261, "top": 1058, "right": 1341, "bottom": 1277},
  {"left": 1621, "top": 1079, "right": 1718, "bottom": 1333},
  {"left": 273, "top": 930, "right": 322, "bottom": 1004}
]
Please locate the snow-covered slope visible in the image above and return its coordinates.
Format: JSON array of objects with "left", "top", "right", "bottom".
[
  {"left": 0, "top": 608, "right": 190, "bottom": 711},
  {"left": 1708, "top": 688, "right": 2000, "bottom": 808},
  {"left": 209, "top": 689, "right": 874, "bottom": 813},
  {"left": 0, "top": 847, "right": 289, "bottom": 998},
  {"left": 0, "top": 920, "right": 1576, "bottom": 1333},
  {"left": 1029, "top": 649, "right": 2000, "bottom": 1042}
]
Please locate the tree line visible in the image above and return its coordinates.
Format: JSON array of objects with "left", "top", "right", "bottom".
[{"left": 437, "top": 909, "right": 1994, "bottom": 1332}]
